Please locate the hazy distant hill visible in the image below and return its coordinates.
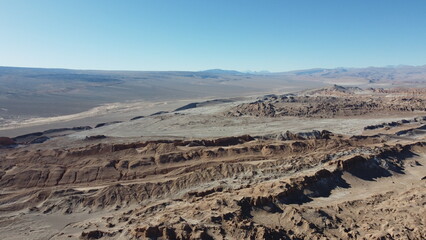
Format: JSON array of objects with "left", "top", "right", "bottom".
[
  {"left": 282, "top": 65, "right": 426, "bottom": 84},
  {"left": 200, "top": 69, "right": 245, "bottom": 75}
]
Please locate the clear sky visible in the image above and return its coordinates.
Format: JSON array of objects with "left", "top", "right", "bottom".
[{"left": 0, "top": 0, "right": 425, "bottom": 72}]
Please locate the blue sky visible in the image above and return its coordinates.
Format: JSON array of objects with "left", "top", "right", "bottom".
[{"left": 0, "top": 0, "right": 425, "bottom": 71}]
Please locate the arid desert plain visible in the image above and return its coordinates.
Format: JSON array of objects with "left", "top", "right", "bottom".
[{"left": 1, "top": 66, "right": 426, "bottom": 239}]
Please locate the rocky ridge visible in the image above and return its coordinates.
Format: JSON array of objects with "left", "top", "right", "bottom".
[
  {"left": 0, "top": 126, "right": 425, "bottom": 239},
  {"left": 226, "top": 86, "right": 426, "bottom": 118}
]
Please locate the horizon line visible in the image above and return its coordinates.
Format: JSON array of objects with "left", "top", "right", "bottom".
[{"left": 0, "top": 64, "right": 425, "bottom": 74}]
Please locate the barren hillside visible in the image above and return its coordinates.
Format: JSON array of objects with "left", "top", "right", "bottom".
[{"left": 0, "top": 86, "right": 425, "bottom": 239}]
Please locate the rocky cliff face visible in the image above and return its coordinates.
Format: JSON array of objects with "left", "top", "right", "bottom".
[
  {"left": 1, "top": 86, "right": 426, "bottom": 240},
  {"left": 1, "top": 128, "right": 425, "bottom": 239}
]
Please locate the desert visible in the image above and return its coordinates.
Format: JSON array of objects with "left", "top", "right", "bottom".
[
  {"left": 1, "top": 1, "right": 426, "bottom": 239},
  {"left": 1, "top": 69, "right": 426, "bottom": 239}
]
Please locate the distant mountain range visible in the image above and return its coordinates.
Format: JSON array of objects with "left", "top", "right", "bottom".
[
  {"left": 199, "top": 69, "right": 244, "bottom": 75},
  {"left": 282, "top": 65, "right": 426, "bottom": 84},
  {"left": 2, "top": 64, "right": 426, "bottom": 89}
]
